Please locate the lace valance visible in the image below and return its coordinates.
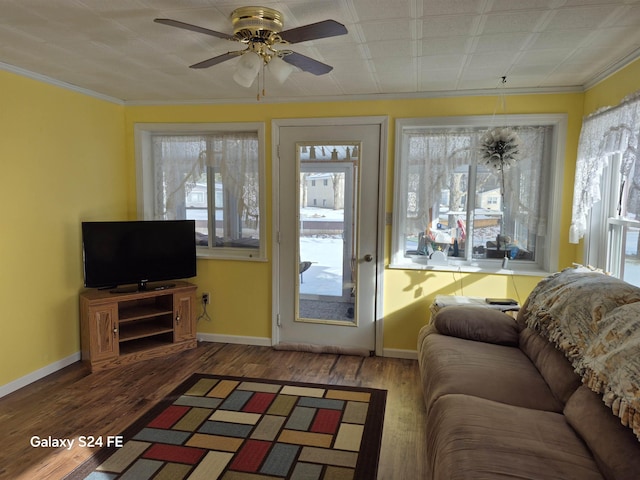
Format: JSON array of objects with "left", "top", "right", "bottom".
[{"left": 569, "top": 91, "right": 640, "bottom": 243}]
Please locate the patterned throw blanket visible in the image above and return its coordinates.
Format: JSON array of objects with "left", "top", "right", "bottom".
[{"left": 522, "top": 267, "right": 640, "bottom": 439}]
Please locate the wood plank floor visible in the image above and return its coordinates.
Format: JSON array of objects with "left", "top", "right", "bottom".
[{"left": 0, "top": 342, "right": 428, "bottom": 480}]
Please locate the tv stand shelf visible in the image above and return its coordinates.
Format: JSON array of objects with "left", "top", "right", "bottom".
[
  {"left": 80, "top": 281, "right": 197, "bottom": 372},
  {"left": 119, "top": 306, "right": 174, "bottom": 322},
  {"left": 118, "top": 322, "right": 174, "bottom": 342}
]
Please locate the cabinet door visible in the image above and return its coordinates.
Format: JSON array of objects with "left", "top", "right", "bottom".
[
  {"left": 174, "top": 292, "right": 195, "bottom": 342},
  {"left": 88, "top": 304, "right": 118, "bottom": 360}
]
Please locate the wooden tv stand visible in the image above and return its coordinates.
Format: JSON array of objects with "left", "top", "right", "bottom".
[{"left": 80, "top": 281, "right": 197, "bottom": 372}]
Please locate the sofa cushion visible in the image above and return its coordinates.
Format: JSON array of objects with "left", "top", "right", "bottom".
[
  {"left": 564, "top": 386, "right": 640, "bottom": 480},
  {"left": 520, "top": 327, "right": 582, "bottom": 405},
  {"left": 433, "top": 306, "right": 520, "bottom": 346},
  {"left": 427, "top": 394, "right": 604, "bottom": 480},
  {"left": 419, "top": 327, "right": 563, "bottom": 412}
]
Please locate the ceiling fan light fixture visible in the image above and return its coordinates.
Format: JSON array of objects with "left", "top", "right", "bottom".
[
  {"left": 268, "top": 55, "right": 293, "bottom": 84},
  {"left": 233, "top": 51, "right": 262, "bottom": 87},
  {"left": 233, "top": 68, "right": 257, "bottom": 88},
  {"left": 155, "top": 7, "right": 348, "bottom": 95},
  {"left": 231, "top": 6, "right": 283, "bottom": 37}
]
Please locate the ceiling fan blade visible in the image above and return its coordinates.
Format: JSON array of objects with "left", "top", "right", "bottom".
[
  {"left": 190, "top": 51, "right": 243, "bottom": 69},
  {"left": 154, "top": 18, "right": 236, "bottom": 41},
  {"left": 279, "top": 20, "right": 347, "bottom": 44},
  {"left": 283, "top": 52, "right": 333, "bottom": 75}
]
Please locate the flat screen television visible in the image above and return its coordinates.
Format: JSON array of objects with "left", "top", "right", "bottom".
[{"left": 82, "top": 220, "right": 197, "bottom": 292}]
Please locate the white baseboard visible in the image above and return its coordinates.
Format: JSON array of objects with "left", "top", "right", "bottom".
[
  {"left": 197, "top": 334, "right": 417, "bottom": 359},
  {"left": 382, "top": 348, "right": 418, "bottom": 360},
  {"left": 0, "top": 351, "right": 81, "bottom": 398},
  {"left": 197, "top": 333, "right": 272, "bottom": 347}
]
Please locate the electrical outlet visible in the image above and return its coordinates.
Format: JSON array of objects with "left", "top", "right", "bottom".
[{"left": 202, "top": 292, "right": 210, "bottom": 305}]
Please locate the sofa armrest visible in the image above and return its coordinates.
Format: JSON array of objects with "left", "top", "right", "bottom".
[{"left": 433, "top": 306, "right": 520, "bottom": 346}]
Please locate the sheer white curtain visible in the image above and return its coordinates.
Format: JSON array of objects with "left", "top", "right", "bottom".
[
  {"left": 403, "top": 126, "right": 549, "bottom": 237},
  {"left": 210, "top": 132, "right": 260, "bottom": 230},
  {"left": 403, "top": 129, "right": 473, "bottom": 235},
  {"left": 505, "top": 127, "right": 550, "bottom": 237},
  {"left": 406, "top": 129, "right": 473, "bottom": 205},
  {"left": 152, "top": 135, "right": 207, "bottom": 219},
  {"left": 570, "top": 91, "right": 640, "bottom": 243},
  {"left": 151, "top": 132, "right": 259, "bottom": 223}
]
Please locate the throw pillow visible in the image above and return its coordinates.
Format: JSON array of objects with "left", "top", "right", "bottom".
[{"left": 434, "top": 306, "right": 520, "bottom": 346}]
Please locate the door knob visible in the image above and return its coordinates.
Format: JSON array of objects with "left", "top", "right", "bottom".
[{"left": 363, "top": 254, "right": 374, "bottom": 262}]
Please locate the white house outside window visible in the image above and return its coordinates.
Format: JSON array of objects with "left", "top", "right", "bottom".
[
  {"left": 135, "top": 123, "right": 266, "bottom": 261},
  {"left": 392, "top": 115, "right": 566, "bottom": 273}
]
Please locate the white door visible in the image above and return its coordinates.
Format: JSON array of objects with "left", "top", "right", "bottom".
[{"left": 273, "top": 120, "right": 384, "bottom": 354}]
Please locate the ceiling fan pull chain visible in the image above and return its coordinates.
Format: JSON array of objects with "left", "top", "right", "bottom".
[
  {"left": 262, "top": 62, "right": 267, "bottom": 99},
  {"left": 256, "top": 69, "right": 264, "bottom": 101}
]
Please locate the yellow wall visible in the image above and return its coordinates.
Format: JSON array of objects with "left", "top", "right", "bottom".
[
  {"left": 0, "top": 70, "right": 126, "bottom": 387},
  {"left": 124, "top": 92, "right": 585, "bottom": 352},
  {"left": 584, "top": 60, "right": 640, "bottom": 114},
  {"left": 1, "top": 57, "right": 638, "bottom": 388}
]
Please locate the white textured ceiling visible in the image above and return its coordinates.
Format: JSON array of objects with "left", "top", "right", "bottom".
[{"left": 0, "top": 0, "right": 639, "bottom": 103}]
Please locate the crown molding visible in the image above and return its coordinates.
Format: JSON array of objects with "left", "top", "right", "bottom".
[
  {"left": 123, "top": 85, "right": 584, "bottom": 107},
  {"left": 0, "top": 61, "right": 124, "bottom": 105},
  {"left": 583, "top": 47, "right": 640, "bottom": 91}
]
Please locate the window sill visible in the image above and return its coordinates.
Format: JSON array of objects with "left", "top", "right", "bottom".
[
  {"left": 388, "top": 260, "right": 549, "bottom": 277},
  {"left": 197, "top": 248, "right": 267, "bottom": 262}
]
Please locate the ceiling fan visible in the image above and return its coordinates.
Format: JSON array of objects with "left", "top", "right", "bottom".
[{"left": 154, "top": 6, "right": 348, "bottom": 88}]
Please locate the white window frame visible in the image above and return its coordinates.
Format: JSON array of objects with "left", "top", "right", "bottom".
[
  {"left": 135, "top": 122, "right": 267, "bottom": 261},
  {"left": 585, "top": 152, "right": 640, "bottom": 283},
  {"left": 391, "top": 114, "right": 567, "bottom": 275},
  {"left": 585, "top": 153, "right": 618, "bottom": 269}
]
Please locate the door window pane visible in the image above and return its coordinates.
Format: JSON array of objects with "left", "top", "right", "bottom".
[{"left": 296, "top": 143, "right": 360, "bottom": 323}]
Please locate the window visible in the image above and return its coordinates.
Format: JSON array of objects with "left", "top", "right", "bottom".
[
  {"left": 392, "top": 115, "right": 566, "bottom": 273},
  {"left": 584, "top": 152, "right": 640, "bottom": 286},
  {"left": 571, "top": 92, "right": 640, "bottom": 286},
  {"left": 135, "top": 123, "right": 266, "bottom": 260}
]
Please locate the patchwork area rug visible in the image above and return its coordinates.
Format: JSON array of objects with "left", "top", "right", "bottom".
[{"left": 66, "top": 374, "right": 387, "bottom": 480}]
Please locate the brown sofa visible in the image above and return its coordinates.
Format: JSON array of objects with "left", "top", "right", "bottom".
[{"left": 418, "top": 268, "right": 640, "bottom": 480}]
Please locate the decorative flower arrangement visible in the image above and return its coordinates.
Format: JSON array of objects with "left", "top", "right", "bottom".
[
  {"left": 479, "top": 127, "right": 521, "bottom": 170},
  {"left": 479, "top": 127, "right": 521, "bottom": 251}
]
